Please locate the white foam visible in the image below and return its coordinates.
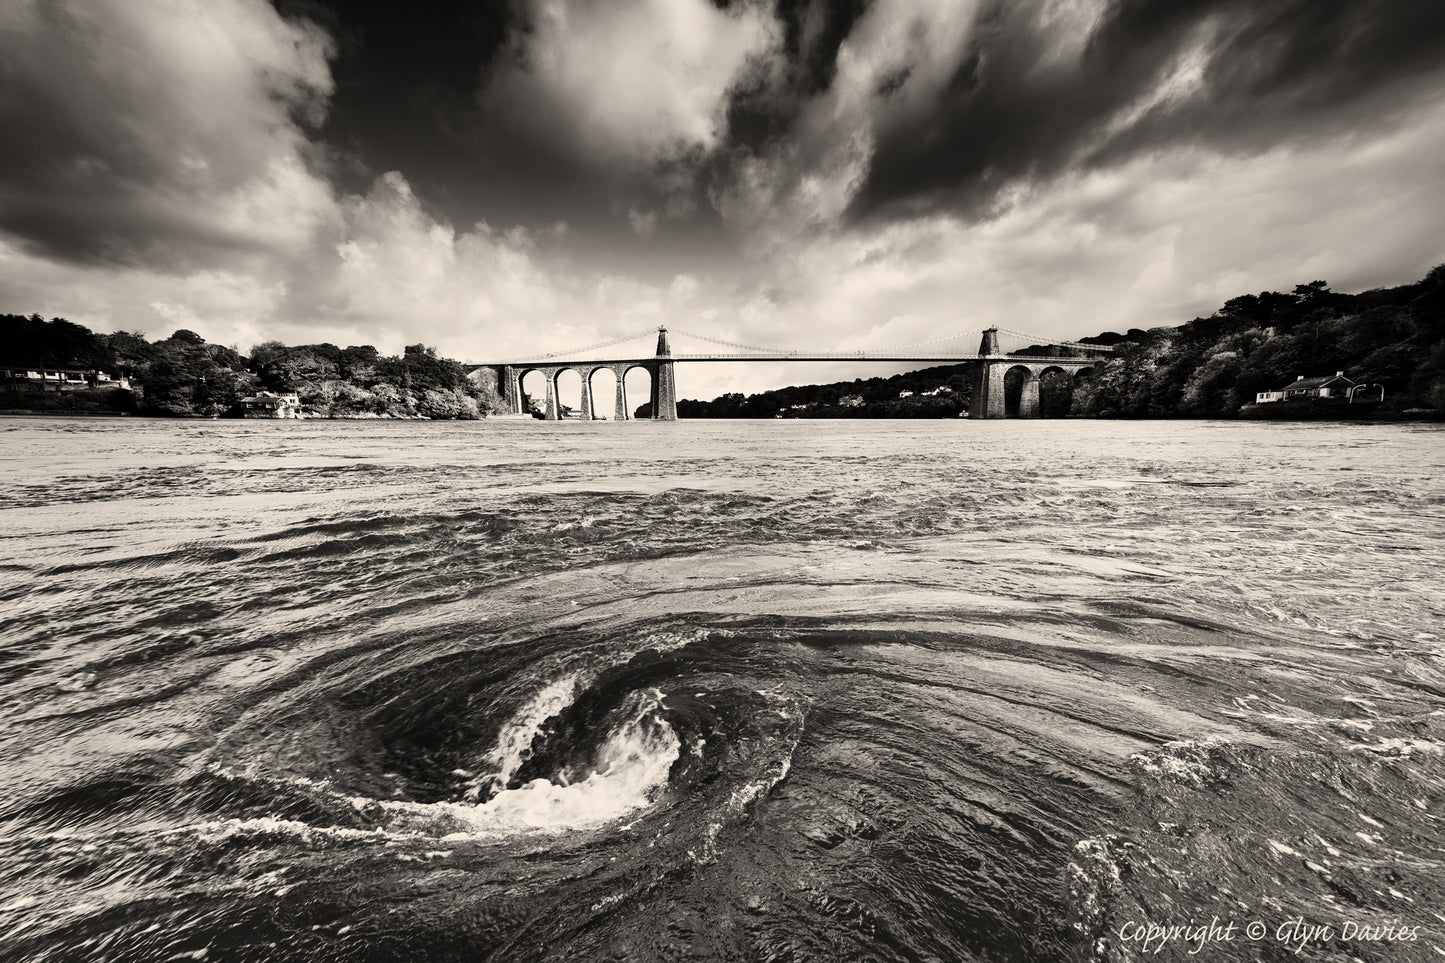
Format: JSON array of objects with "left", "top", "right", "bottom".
[
  {"left": 378, "top": 689, "right": 679, "bottom": 838},
  {"left": 195, "top": 817, "right": 382, "bottom": 845},
  {"left": 465, "top": 673, "right": 583, "bottom": 801},
  {"left": 461, "top": 632, "right": 705, "bottom": 801}
]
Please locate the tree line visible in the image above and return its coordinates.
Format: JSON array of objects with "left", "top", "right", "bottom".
[
  {"left": 678, "top": 265, "right": 1445, "bottom": 419},
  {"left": 1, "top": 315, "right": 502, "bottom": 418},
  {"left": 1070, "top": 268, "right": 1444, "bottom": 417},
  {"left": 677, "top": 365, "right": 976, "bottom": 419}
]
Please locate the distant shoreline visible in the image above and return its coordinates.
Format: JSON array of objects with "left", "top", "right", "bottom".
[
  {"left": 0, "top": 408, "right": 136, "bottom": 418},
  {"left": 4, "top": 408, "right": 1441, "bottom": 423}
]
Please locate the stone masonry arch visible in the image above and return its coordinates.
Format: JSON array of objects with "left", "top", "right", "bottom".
[
  {"left": 622, "top": 364, "right": 653, "bottom": 420},
  {"left": 1003, "top": 364, "right": 1038, "bottom": 418},
  {"left": 972, "top": 359, "right": 1095, "bottom": 418}
]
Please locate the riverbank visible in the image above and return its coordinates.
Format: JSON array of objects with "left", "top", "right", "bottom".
[
  {"left": 0, "top": 387, "right": 136, "bottom": 416},
  {"left": 7, "top": 407, "right": 1445, "bottom": 423},
  {"left": 0, "top": 409, "right": 522, "bottom": 421},
  {"left": 1238, "top": 399, "right": 1444, "bottom": 421}
]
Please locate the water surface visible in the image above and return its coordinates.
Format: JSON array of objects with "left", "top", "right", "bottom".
[{"left": 1, "top": 418, "right": 1442, "bottom": 961}]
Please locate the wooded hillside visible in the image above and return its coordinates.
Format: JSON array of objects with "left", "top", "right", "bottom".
[
  {"left": 1, "top": 317, "right": 501, "bottom": 418},
  {"left": 678, "top": 266, "right": 1445, "bottom": 418}
]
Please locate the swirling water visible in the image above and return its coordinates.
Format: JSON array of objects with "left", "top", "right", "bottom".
[{"left": 1, "top": 417, "right": 1443, "bottom": 962}]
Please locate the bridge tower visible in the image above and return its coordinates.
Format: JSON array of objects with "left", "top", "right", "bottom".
[
  {"left": 970, "top": 327, "right": 1006, "bottom": 419},
  {"left": 651, "top": 326, "right": 678, "bottom": 421}
]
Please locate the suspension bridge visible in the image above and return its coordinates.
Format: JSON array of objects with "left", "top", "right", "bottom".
[{"left": 472, "top": 325, "right": 1113, "bottom": 420}]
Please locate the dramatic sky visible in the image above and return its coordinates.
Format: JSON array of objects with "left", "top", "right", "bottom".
[{"left": 3, "top": 0, "right": 1445, "bottom": 396}]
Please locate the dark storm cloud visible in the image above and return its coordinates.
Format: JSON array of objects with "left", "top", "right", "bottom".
[
  {"left": 9, "top": 0, "right": 1439, "bottom": 269},
  {"left": 278, "top": 0, "right": 734, "bottom": 236},
  {"left": 725, "top": 0, "right": 870, "bottom": 149},
  {"left": 778, "top": 0, "right": 871, "bottom": 97},
  {"left": 1092, "top": 1, "right": 1445, "bottom": 159},
  {"left": 0, "top": 0, "right": 334, "bottom": 268},
  {"left": 850, "top": 0, "right": 1445, "bottom": 220},
  {"left": 459, "top": 0, "right": 781, "bottom": 246},
  {"left": 280, "top": 0, "right": 1445, "bottom": 236},
  {"left": 273, "top": 0, "right": 519, "bottom": 203}
]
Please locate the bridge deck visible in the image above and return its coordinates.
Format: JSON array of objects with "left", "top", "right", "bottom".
[{"left": 491, "top": 354, "right": 1104, "bottom": 366}]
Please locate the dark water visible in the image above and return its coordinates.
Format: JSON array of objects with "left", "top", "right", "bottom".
[{"left": 1, "top": 417, "right": 1443, "bottom": 962}]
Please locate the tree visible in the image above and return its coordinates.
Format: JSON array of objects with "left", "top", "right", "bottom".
[
  {"left": 1182, "top": 350, "right": 1246, "bottom": 415},
  {"left": 339, "top": 345, "right": 381, "bottom": 382},
  {"left": 1038, "top": 369, "right": 1074, "bottom": 417},
  {"left": 416, "top": 388, "right": 463, "bottom": 419}
]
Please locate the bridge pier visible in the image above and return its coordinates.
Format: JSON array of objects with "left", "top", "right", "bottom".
[
  {"left": 498, "top": 337, "right": 676, "bottom": 421},
  {"left": 614, "top": 376, "right": 629, "bottom": 421},
  {"left": 1019, "top": 374, "right": 1040, "bottom": 419},
  {"left": 971, "top": 362, "right": 1007, "bottom": 419},
  {"left": 579, "top": 370, "right": 593, "bottom": 421},
  {"left": 498, "top": 364, "right": 522, "bottom": 415},
  {"left": 651, "top": 361, "right": 677, "bottom": 421},
  {"left": 970, "top": 328, "right": 1004, "bottom": 420},
  {"left": 650, "top": 328, "right": 677, "bottom": 421},
  {"left": 971, "top": 327, "right": 1092, "bottom": 418}
]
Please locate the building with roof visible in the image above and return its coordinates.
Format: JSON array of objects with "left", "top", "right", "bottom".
[
  {"left": 2, "top": 367, "right": 131, "bottom": 390},
  {"left": 1255, "top": 371, "right": 1356, "bottom": 404},
  {"left": 241, "top": 391, "right": 302, "bottom": 418}
]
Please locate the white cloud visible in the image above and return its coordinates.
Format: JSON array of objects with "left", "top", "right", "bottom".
[
  {"left": 1031, "top": 0, "right": 1108, "bottom": 69},
  {"left": 712, "top": 0, "right": 984, "bottom": 249},
  {"left": 681, "top": 99, "right": 1445, "bottom": 398},
  {"left": 484, "top": 0, "right": 779, "bottom": 168},
  {"left": 305, "top": 173, "right": 566, "bottom": 357},
  {"left": 0, "top": 235, "right": 288, "bottom": 349}
]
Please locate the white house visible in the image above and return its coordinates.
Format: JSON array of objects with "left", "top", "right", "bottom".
[
  {"left": 1256, "top": 371, "right": 1356, "bottom": 404},
  {"left": 241, "top": 391, "right": 302, "bottom": 419}
]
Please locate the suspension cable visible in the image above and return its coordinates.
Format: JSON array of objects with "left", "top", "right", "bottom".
[
  {"left": 889, "top": 329, "right": 983, "bottom": 350},
  {"left": 536, "top": 325, "right": 660, "bottom": 359},
  {"left": 495, "top": 322, "right": 1111, "bottom": 363},
  {"left": 994, "top": 325, "right": 1115, "bottom": 353},
  {"left": 666, "top": 326, "right": 793, "bottom": 354},
  {"left": 672, "top": 325, "right": 986, "bottom": 355}
]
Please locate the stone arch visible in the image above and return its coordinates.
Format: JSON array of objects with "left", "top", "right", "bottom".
[
  {"left": 515, "top": 367, "right": 548, "bottom": 417},
  {"left": 623, "top": 364, "right": 654, "bottom": 419},
  {"left": 580, "top": 365, "right": 615, "bottom": 419},
  {"left": 973, "top": 359, "right": 1099, "bottom": 419},
  {"left": 1036, "top": 365, "right": 1074, "bottom": 418},
  {"left": 1002, "top": 364, "right": 1038, "bottom": 418},
  {"left": 553, "top": 367, "right": 585, "bottom": 419}
]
